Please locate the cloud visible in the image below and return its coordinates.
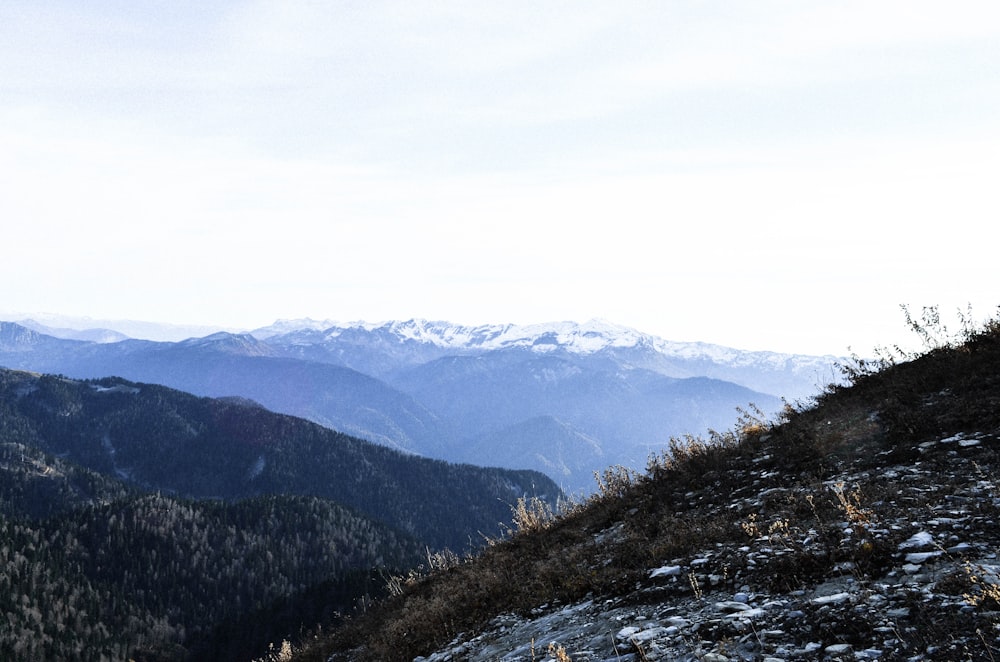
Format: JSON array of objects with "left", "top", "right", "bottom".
[{"left": 2, "top": 1, "right": 998, "bottom": 353}]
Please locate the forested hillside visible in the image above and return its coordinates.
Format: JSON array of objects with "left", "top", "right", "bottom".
[
  {"left": 0, "top": 369, "right": 560, "bottom": 551},
  {"left": 0, "top": 492, "right": 421, "bottom": 660},
  {"left": 0, "top": 368, "right": 560, "bottom": 661}
]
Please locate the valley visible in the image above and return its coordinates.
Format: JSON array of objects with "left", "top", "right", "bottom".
[
  {"left": 0, "top": 318, "right": 839, "bottom": 494},
  {"left": 0, "top": 315, "right": 847, "bottom": 661}
]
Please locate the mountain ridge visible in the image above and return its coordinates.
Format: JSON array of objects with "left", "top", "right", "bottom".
[
  {"left": 252, "top": 317, "right": 843, "bottom": 362},
  {"left": 294, "top": 314, "right": 1000, "bottom": 662},
  {"left": 0, "top": 319, "right": 837, "bottom": 492},
  {"left": 254, "top": 318, "right": 842, "bottom": 401},
  {"left": 0, "top": 367, "right": 561, "bottom": 550}
]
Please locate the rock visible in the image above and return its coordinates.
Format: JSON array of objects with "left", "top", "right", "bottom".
[
  {"left": 810, "top": 592, "right": 851, "bottom": 605},
  {"left": 904, "top": 551, "right": 941, "bottom": 563},
  {"left": 899, "top": 531, "right": 935, "bottom": 549},
  {"left": 825, "top": 642, "right": 853, "bottom": 655},
  {"left": 715, "top": 600, "right": 752, "bottom": 612},
  {"left": 650, "top": 565, "right": 682, "bottom": 578},
  {"left": 616, "top": 626, "right": 640, "bottom": 640}
]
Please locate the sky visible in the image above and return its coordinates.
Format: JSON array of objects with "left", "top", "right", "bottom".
[{"left": 2, "top": 1, "right": 999, "bottom": 356}]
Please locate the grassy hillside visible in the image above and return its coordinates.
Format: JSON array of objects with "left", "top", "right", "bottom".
[{"left": 291, "top": 311, "right": 1000, "bottom": 661}]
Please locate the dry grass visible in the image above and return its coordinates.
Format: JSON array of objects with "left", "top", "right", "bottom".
[{"left": 288, "top": 313, "right": 1000, "bottom": 662}]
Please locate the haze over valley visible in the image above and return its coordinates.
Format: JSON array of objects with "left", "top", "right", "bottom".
[
  {"left": 0, "top": 316, "right": 838, "bottom": 493},
  {"left": 0, "top": 311, "right": 847, "bottom": 660}
]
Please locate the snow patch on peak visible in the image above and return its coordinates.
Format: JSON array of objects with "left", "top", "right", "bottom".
[
  {"left": 353, "top": 318, "right": 652, "bottom": 354},
  {"left": 479, "top": 319, "right": 637, "bottom": 353},
  {"left": 255, "top": 318, "right": 843, "bottom": 369}
]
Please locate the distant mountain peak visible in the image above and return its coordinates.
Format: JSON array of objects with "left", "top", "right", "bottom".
[
  {"left": 178, "top": 331, "right": 278, "bottom": 356},
  {"left": 253, "top": 317, "right": 842, "bottom": 365},
  {"left": 1, "top": 313, "right": 232, "bottom": 342},
  {"left": 250, "top": 317, "right": 843, "bottom": 402},
  {"left": 251, "top": 318, "right": 340, "bottom": 339},
  {"left": 0, "top": 321, "right": 43, "bottom": 348},
  {"left": 16, "top": 318, "right": 131, "bottom": 343},
  {"left": 270, "top": 318, "right": 653, "bottom": 354}
]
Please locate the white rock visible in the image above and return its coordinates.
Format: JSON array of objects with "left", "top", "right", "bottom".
[
  {"left": 616, "top": 626, "right": 640, "bottom": 640},
  {"left": 905, "top": 551, "right": 941, "bottom": 563},
  {"left": 724, "top": 607, "right": 764, "bottom": 620},
  {"left": 631, "top": 627, "right": 666, "bottom": 643},
  {"left": 810, "top": 592, "right": 850, "bottom": 605},
  {"left": 899, "top": 531, "right": 934, "bottom": 549},
  {"left": 825, "top": 643, "right": 853, "bottom": 654},
  {"left": 649, "top": 565, "right": 682, "bottom": 578}
]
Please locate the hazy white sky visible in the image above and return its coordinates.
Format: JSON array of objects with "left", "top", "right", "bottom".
[{"left": 2, "top": 1, "right": 999, "bottom": 355}]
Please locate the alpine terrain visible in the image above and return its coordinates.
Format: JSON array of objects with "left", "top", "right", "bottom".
[
  {"left": 0, "top": 318, "right": 841, "bottom": 493},
  {"left": 286, "top": 312, "right": 1000, "bottom": 662}
]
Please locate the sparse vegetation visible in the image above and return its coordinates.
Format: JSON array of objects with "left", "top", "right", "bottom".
[
  {"left": 510, "top": 495, "right": 557, "bottom": 535},
  {"left": 291, "top": 306, "right": 1000, "bottom": 661}
]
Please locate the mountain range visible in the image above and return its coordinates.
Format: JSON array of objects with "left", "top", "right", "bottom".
[
  {"left": 0, "top": 318, "right": 841, "bottom": 492},
  {"left": 6, "top": 311, "right": 982, "bottom": 662},
  {"left": 296, "top": 314, "right": 1000, "bottom": 662}
]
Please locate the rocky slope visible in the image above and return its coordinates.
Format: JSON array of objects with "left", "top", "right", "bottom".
[
  {"left": 291, "top": 319, "right": 1000, "bottom": 662},
  {"left": 415, "top": 430, "right": 999, "bottom": 661}
]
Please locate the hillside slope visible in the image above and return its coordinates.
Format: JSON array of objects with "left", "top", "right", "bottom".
[
  {"left": 0, "top": 367, "right": 565, "bottom": 661},
  {"left": 0, "top": 369, "right": 560, "bottom": 552},
  {"left": 0, "top": 324, "right": 456, "bottom": 457},
  {"left": 295, "top": 319, "right": 1000, "bottom": 661}
]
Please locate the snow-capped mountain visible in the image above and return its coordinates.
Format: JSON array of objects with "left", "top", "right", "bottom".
[
  {"left": 249, "top": 317, "right": 341, "bottom": 339},
  {"left": 255, "top": 318, "right": 842, "bottom": 402},
  {"left": 0, "top": 317, "right": 844, "bottom": 492},
  {"left": 255, "top": 318, "right": 707, "bottom": 354}
]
